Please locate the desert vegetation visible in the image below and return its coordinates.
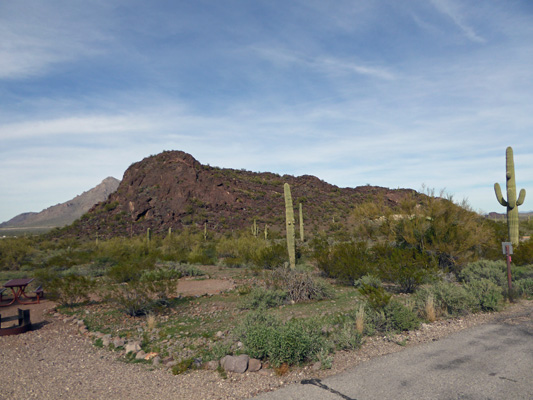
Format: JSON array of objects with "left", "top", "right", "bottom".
[{"left": 1, "top": 188, "right": 532, "bottom": 375}]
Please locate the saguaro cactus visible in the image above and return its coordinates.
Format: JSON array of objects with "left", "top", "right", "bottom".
[
  {"left": 284, "top": 183, "right": 296, "bottom": 269},
  {"left": 494, "top": 146, "right": 526, "bottom": 246},
  {"left": 252, "top": 219, "right": 258, "bottom": 237},
  {"left": 147, "top": 228, "right": 152, "bottom": 243},
  {"left": 299, "top": 202, "right": 304, "bottom": 242}
]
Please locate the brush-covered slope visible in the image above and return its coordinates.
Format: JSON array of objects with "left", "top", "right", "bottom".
[{"left": 68, "top": 151, "right": 416, "bottom": 238}]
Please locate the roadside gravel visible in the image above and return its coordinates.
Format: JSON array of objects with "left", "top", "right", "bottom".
[{"left": 0, "top": 299, "right": 531, "bottom": 400}]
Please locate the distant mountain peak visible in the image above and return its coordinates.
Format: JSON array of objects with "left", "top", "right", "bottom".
[{"left": 0, "top": 177, "right": 120, "bottom": 230}]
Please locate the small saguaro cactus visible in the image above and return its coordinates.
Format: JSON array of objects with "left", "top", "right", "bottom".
[
  {"left": 204, "top": 222, "right": 208, "bottom": 241},
  {"left": 299, "top": 202, "right": 304, "bottom": 242},
  {"left": 494, "top": 146, "right": 526, "bottom": 246},
  {"left": 264, "top": 224, "right": 268, "bottom": 240},
  {"left": 284, "top": 183, "right": 296, "bottom": 269},
  {"left": 147, "top": 228, "right": 152, "bottom": 242},
  {"left": 252, "top": 219, "right": 258, "bottom": 237}
]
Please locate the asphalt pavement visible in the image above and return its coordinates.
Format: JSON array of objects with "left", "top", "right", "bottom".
[{"left": 251, "top": 305, "right": 533, "bottom": 400}]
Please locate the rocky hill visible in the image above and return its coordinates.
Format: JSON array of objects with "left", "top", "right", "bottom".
[
  {"left": 66, "top": 151, "right": 417, "bottom": 239},
  {"left": 1, "top": 177, "right": 120, "bottom": 231}
]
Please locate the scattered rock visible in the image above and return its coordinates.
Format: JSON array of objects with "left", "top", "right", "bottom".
[
  {"left": 135, "top": 351, "right": 146, "bottom": 360},
  {"left": 205, "top": 360, "right": 219, "bottom": 370},
  {"left": 221, "top": 354, "right": 250, "bottom": 373},
  {"left": 125, "top": 342, "right": 141, "bottom": 353},
  {"left": 248, "top": 358, "right": 262, "bottom": 372},
  {"left": 113, "top": 338, "right": 125, "bottom": 348}
]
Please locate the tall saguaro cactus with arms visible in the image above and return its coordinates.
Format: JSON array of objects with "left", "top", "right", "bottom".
[
  {"left": 284, "top": 183, "right": 296, "bottom": 269},
  {"left": 494, "top": 146, "right": 526, "bottom": 246}
]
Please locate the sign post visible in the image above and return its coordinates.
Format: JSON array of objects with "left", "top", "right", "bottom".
[{"left": 502, "top": 242, "right": 513, "bottom": 301}]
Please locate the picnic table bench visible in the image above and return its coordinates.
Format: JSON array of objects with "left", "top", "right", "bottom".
[
  {"left": 0, "top": 308, "right": 31, "bottom": 336},
  {"left": 0, "top": 278, "right": 44, "bottom": 307}
]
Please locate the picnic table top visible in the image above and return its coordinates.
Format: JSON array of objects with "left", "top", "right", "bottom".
[{"left": 4, "top": 278, "right": 34, "bottom": 288}]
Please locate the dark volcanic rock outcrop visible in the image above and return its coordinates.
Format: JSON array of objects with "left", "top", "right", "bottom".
[{"left": 69, "top": 151, "right": 415, "bottom": 238}]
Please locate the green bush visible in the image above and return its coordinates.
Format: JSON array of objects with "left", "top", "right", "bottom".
[
  {"left": 383, "top": 300, "right": 420, "bottom": 332},
  {"left": 415, "top": 282, "right": 476, "bottom": 317},
  {"left": 358, "top": 284, "right": 391, "bottom": 310},
  {"left": 187, "top": 243, "right": 216, "bottom": 264},
  {"left": 512, "top": 239, "right": 533, "bottom": 265},
  {"left": 0, "top": 237, "right": 36, "bottom": 270},
  {"left": 235, "top": 311, "right": 325, "bottom": 367},
  {"left": 375, "top": 245, "right": 436, "bottom": 293},
  {"left": 354, "top": 274, "right": 382, "bottom": 289},
  {"left": 106, "top": 279, "right": 175, "bottom": 316},
  {"left": 241, "top": 287, "right": 287, "bottom": 309},
  {"left": 465, "top": 279, "right": 503, "bottom": 312},
  {"left": 514, "top": 278, "right": 533, "bottom": 297},
  {"left": 48, "top": 274, "right": 96, "bottom": 306},
  {"left": 458, "top": 260, "right": 507, "bottom": 288},
  {"left": 331, "top": 321, "right": 363, "bottom": 350}
]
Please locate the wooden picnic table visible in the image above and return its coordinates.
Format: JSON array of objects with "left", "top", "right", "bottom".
[{"left": 0, "top": 278, "right": 43, "bottom": 307}]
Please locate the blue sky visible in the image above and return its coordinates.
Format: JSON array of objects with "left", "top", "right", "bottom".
[{"left": 1, "top": 0, "right": 532, "bottom": 223}]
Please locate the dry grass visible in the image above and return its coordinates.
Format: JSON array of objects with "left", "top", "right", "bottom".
[
  {"left": 356, "top": 303, "right": 365, "bottom": 334},
  {"left": 425, "top": 294, "right": 436, "bottom": 322},
  {"left": 146, "top": 313, "right": 157, "bottom": 331}
]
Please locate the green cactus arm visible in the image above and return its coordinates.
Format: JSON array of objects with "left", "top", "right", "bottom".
[
  {"left": 494, "top": 183, "right": 508, "bottom": 207},
  {"left": 517, "top": 188, "right": 526, "bottom": 206}
]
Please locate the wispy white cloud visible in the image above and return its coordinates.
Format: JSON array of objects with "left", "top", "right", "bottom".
[
  {"left": 429, "top": 0, "right": 486, "bottom": 43},
  {"left": 0, "top": 1, "right": 532, "bottom": 222}
]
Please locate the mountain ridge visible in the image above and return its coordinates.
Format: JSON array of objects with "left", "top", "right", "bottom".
[
  {"left": 64, "top": 150, "right": 419, "bottom": 238},
  {"left": 1, "top": 177, "right": 120, "bottom": 230}
]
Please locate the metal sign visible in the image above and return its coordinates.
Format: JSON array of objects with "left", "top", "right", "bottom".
[{"left": 502, "top": 242, "right": 513, "bottom": 255}]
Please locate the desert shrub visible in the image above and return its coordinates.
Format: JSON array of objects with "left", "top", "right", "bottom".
[
  {"left": 187, "top": 242, "right": 216, "bottom": 264},
  {"left": 217, "top": 235, "right": 266, "bottom": 267},
  {"left": 107, "top": 260, "right": 152, "bottom": 283},
  {"left": 458, "top": 260, "right": 507, "bottom": 288},
  {"left": 358, "top": 284, "right": 391, "bottom": 310},
  {"left": 509, "top": 263, "right": 533, "bottom": 281},
  {"left": 375, "top": 245, "right": 437, "bottom": 293},
  {"left": 465, "top": 279, "right": 503, "bottom": 312},
  {"left": 48, "top": 274, "right": 96, "bottom": 306},
  {"left": 154, "top": 261, "right": 205, "bottom": 277},
  {"left": 0, "top": 237, "right": 37, "bottom": 270},
  {"left": 393, "top": 190, "right": 496, "bottom": 271},
  {"left": 415, "top": 282, "right": 476, "bottom": 317},
  {"left": 310, "top": 236, "right": 373, "bottom": 284},
  {"left": 251, "top": 242, "right": 287, "bottom": 269},
  {"left": 241, "top": 287, "right": 287, "bottom": 309},
  {"left": 514, "top": 278, "right": 533, "bottom": 297},
  {"left": 106, "top": 281, "right": 154, "bottom": 316},
  {"left": 267, "top": 268, "right": 334, "bottom": 302},
  {"left": 512, "top": 239, "right": 533, "bottom": 265},
  {"left": 331, "top": 321, "right": 363, "bottom": 350},
  {"left": 383, "top": 300, "right": 420, "bottom": 332},
  {"left": 139, "top": 268, "right": 180, "bottom": 302},
  {"left": 235, "top": 311, "right": 325, "bottom": 367},
  {"left": 354, "top": 274, "right": 382, "bottom": 289}
]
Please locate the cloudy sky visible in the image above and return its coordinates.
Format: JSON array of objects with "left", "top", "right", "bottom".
[{"left": 1, "top": 0, "right": 532, "bottom": 223}]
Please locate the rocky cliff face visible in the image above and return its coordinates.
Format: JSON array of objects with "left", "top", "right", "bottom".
[
  {"left": 1, "top": 177, "right": 120, "bottom": 229},
  {"left": 68, "top": 151, "right": 415, "bottom": 238}
]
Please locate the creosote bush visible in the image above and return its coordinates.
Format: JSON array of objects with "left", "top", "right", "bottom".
[{"left": 48, "top": 274, "right": 96, "bottom": 306}]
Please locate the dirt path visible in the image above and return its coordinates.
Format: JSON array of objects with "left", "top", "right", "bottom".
[{"left": 1, "top": 297, "right": 531, "bottom": 400}]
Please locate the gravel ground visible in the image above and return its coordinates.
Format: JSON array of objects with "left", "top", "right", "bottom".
[{"left": 0, "top": 299, "right": 531, "bottom": 400}]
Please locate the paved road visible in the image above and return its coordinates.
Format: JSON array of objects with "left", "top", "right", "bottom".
[{"left": 252, "top": 307, "right": 532, "bottom": 400}]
